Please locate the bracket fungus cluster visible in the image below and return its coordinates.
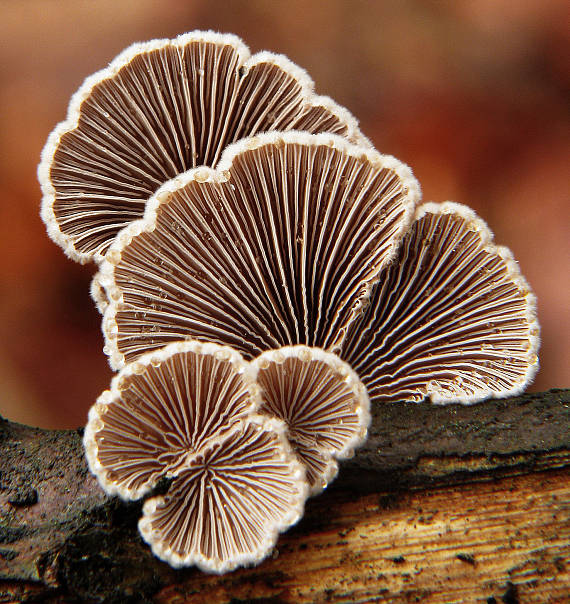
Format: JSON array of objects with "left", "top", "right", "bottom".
[{"left": 39, "top": 31, "right": 539, "bottom": 573}]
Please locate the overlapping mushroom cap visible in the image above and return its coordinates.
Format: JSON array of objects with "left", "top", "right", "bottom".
[
  {"left": 339, "top": 202, "right": 539, "bottom": 404},
  {"left": 84, "top": 340, "right": 307, "bottom": 572},
  {"left": 97, "top": 131, "right": 419, "bottom": 368},
  {"left": 39, "top": 31, "right": 367, "bottom": 264},
  {"left": 252, "top": 346, "right": 370, "bottom": 494}
]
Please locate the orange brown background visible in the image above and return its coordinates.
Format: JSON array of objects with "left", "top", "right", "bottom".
[{"left": 1, "top": 0, "right": 568, "bottom": 428}]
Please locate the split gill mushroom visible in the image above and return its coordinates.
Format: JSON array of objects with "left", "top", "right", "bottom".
[
  {"left": 36, "top": 30, "right": 540, "bottom": 574},
  {"left": 338, "top": 202, "right": 539, "bottom": 404},
  {"left": 251, "top": 345, "right": 371, "bottom": 495},
  {"left": 38, "top": 30, "right": 368, "bottom": 266}
]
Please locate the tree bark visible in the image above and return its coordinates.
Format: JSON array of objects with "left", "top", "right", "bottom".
[{"left": 1, "top": 389, "right": 568, "bottom": 603}]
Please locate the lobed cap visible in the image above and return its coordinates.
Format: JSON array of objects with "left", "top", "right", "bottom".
[
  {"left": 340, "top": 202, "right": 540, "bottom": 404},
  {"left": 39, "top": 30, "right": 368, "bottom": 264},
  {"left": 251, "top": 345, "right": 370, "bottom": 494},
  {"left": 84, "top": 340, "right": 260, "bottom": 500},
  {"left": 139, "top": 416, "right": 307, "bottom": 572},
  {"left": 96, "top": 131, "right": 419, "bottom": 368}
]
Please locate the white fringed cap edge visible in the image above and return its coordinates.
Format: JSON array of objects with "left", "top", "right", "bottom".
[
  {"left": 83, "top": 339, "right": 261, "bottom": 501},
  {"left": 138, "top": 414, "right": 309, "bottom": 573},
  {"left": 251, "top": 345, "right": 371, "bottom": 495}
]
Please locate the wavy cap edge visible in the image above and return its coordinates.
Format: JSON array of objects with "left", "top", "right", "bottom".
[
  {"left": 39, "top": 32, "right": 370, "bottom": 264},
  {"left": 83, "top": 339, "right": 261, "bottom": 500}
]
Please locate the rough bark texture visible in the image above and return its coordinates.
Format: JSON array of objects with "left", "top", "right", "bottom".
[{"left": 1, "top": 389, "right": 568, "bottom": 603}]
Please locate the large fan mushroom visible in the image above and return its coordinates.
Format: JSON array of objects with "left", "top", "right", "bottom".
[
  {"left": 39, "top": 31, "right": 367, "bottom": 264},
  {"left": 97, "top": 131, "right": 419, "bottom": 369},
  {"left": 84, "top": 340, "right": 307, "bottom": 572},
  {"left": 96, "top": 131, "right": 538, "bottom": 488}
]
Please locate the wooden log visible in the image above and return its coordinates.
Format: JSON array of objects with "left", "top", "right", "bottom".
[{"left": 1, "top": 389, "right": 568, "bottom": 603}]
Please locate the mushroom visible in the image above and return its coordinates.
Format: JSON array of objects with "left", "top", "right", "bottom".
[
  {"left": 97, "top": 131, "right": 419, "bottom": 369},
  {"left": 84, "top": 340, "right": 260, "bottom": 499},
  {"left": 84, "top": 340, "right": 307, "bottom": 571},
  {"left": 139, "top": 417, "right": 306, "bottom": 572},
  {"left": 39, "top": 30, "right": 368, "bottom": 264},
  {"left": 251, "top": 346, "right": 370, "bottom": 494},
  {"left": 339, "top": 202, "right": 540, "bottom": 404}
]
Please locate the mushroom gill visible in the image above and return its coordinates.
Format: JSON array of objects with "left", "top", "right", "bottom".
[
  {"left": 39, "top": 31, "right": 367, "bottom": 264},
  {"left": 339, "top": 202, "right": 539, "bottom": 404},
  {"left": 98, "top": 131, "right": 419, "bottom": 369},
  {"left": 83, "top": 340, "right": 260, "bottom": 500},
  {"left": 139, "top": 417, "right": 306, "bottom": 572},
  {"left": 251, "top": 346, "right": 370, "bottom": 494}
]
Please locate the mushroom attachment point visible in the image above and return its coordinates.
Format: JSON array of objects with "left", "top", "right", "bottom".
[
  {"left": 252, "top": 346, "right": 370, "bottom": 494},
  {"left": 340, "top": 202, "right": 540, "bottom": 404},
  {"left": 39, "top": 30, "right": 367, "bottom": 264},
  {"left": 138, "top": 417, "right": 307, "bottom": 572},
  {"left": 97, "top": 131, "right": 419, "bottom": 369}
]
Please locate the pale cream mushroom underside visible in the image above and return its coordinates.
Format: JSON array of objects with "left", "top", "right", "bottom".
[
  {"left": 339, "top": 202, "right": 540, "bottom": 405},
  {"left": 251, "top": 346, "right": 370, "bottom": 495},
  {"left": 96, "top": 131, "right": 420, "bottom": 369},
  {"left": 84, "top": 340, "right": 307, "bottom": 572},
  {"left": 39, "top": 30, "right": 369, "bottom": 265}
]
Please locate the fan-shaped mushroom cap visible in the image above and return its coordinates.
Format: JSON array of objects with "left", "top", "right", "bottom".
[
  {"left": 97, "top": 131, "right": 419, "bottom": 369},
  {"left": 139, "top": 416, "right": 307, "bottom": 572},
  {"left": 340, "top": 202, "right": 539, "bottom": 404},
  {"left": 83, "top": 340, "right": 260, "bottom": 500},
  {"left": 251, "top": 346, "right": 370, "bottom": 494},
  {"left": 39, "top": 30, "right": 368, "bottom": 264}
]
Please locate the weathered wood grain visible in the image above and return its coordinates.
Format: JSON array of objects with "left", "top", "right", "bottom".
[
  {"left": 0, "top": 389, "right": 568, "bottom": 603},
  {"left": 154, "top": 469, "right": 570, "bottom": 604}
]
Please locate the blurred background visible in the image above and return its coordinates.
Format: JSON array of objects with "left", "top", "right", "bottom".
[{"left": 1, "top": 0, "right": 568, "bottom": 428}]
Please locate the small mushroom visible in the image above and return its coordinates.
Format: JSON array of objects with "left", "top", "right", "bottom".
[
  {"left": 339, "top": 202, "right": 539, "bottom": 404},
  {"left": 39, "top": 31, "right": 367, "bottom": 264},
  {"left": 84, "top": 340, "right": 307, "bottom": 571},
  {"left": 139, "top": 417, "right": 307, "bottom": 572},
  {"left": 251, "top": 346, "right": 370, "bottom": 494},
  {"left": 97, "top": 131, "right": 419, "bottom": 369},
  {"left": 84, "top": 340, "right": 260, "bottom": 499}
]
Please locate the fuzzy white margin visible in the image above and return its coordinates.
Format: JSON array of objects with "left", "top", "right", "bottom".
[
  {"left": 414, "top": 201, "right": 540, "bottom": 405},
  {"left": 90, "top": 270, "right": 109, "bottom": 314},
  {"left": 38, "top": 30, "right": 369, "bottom": 265},
  {"left": 96, "top": 130, "right": 421, "bottom": 368},
  {"left": 250, "top": 345, "right": 371, "bottom": 496},
  {"left": 83, "top": 339, "right": 261, "bottom": 501},
  {"left": 138, "top": 414, "right": 308, "bottom": 573}
]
